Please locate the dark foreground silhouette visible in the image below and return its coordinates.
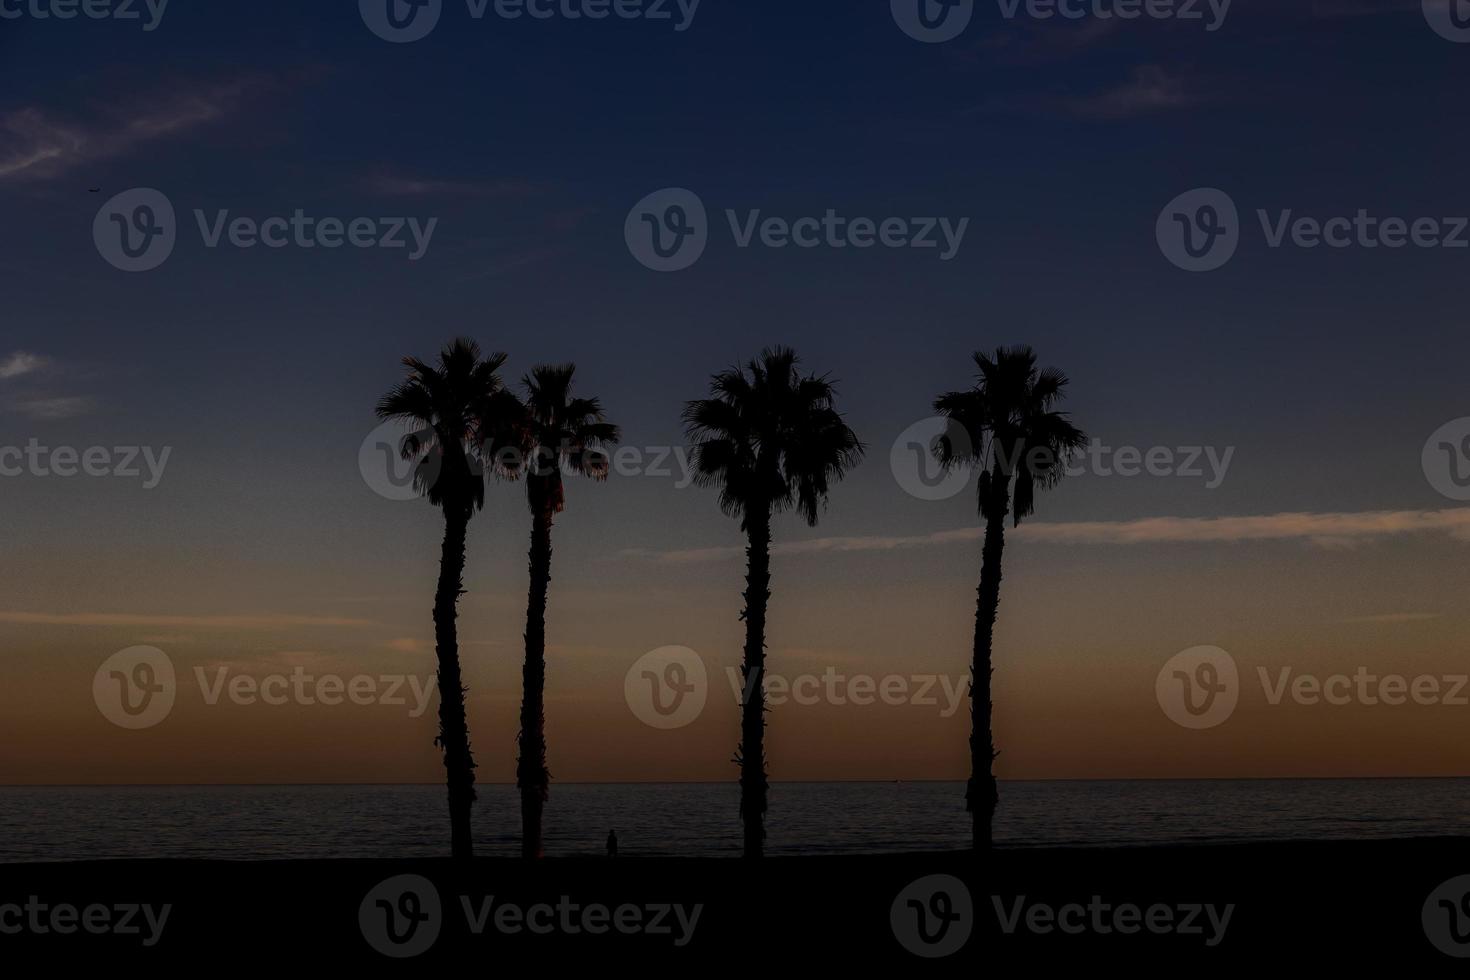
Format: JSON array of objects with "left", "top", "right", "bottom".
[{"left": 7, "top": 838, "right": 1466, "bottom": 967}]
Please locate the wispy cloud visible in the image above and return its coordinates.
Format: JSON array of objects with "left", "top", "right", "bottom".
[
  {"left": 0, "top": 76, "right": 272, "bottom": 182},
  {"left": 1069, "top": 65, "right": 1195, "bottom": 119},
  {"left": 0, "top": 352, "right": 46, "bottom": 380},
  {"left": 0, "top": 612, "right": 375, "bottom": 630},
  {"left": 620, "top": 509, "right": 1470, "bottom": 564},
  {"left": 13, "top": 396, "right": 94, "bottom": 420}
]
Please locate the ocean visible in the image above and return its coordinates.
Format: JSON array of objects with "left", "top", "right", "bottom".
[{"left": 3, "top": 779, "right": 1469, "bottom": 862}]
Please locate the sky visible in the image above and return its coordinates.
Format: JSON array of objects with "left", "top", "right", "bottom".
[{"left": 2, "top": 0, "right": 1470, "bottom": 785}]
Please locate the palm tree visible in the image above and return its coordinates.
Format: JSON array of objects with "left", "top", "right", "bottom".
[
  {"left": 684, "top": 347, "right": 864, "bottom": 859},
  {"left": 376, "top": 338, "right": 518, "bottom": 860},
  {"left": 932, "top": 346, "right": 1087, "bottom": 851},
  {"left": 511, "top": 364, "right": 620, "bottom": 860}
]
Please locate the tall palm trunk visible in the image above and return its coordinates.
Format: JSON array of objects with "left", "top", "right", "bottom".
[
  {"left": 738, "top": 505, "right": 772, "bottom": 859},
  {"left": 434, "top": 503, "right": 477, "bottom": 860},
  {"left": 517, "top": 506, "right": 553, "bottom": 859},
  {"left": 969, "top": 468, "right": 1010, "bottom": 851}
]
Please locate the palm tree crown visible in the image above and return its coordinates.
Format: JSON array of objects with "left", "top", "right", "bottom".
[
  {"left": 517, "top": 364, "right": 622, "bottom": 511},
  {"left": 375, "top": 337, "right": 518, "bottom": 513},
  {"left": 933, "top": 345, "right": 1087, "bottom": 524},
  {"left": 683, "top": 346, "right": 864, "bottom": 528}
]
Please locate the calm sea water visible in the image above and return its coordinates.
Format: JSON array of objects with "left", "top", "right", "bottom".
[{"left": 3, "top": 779, "right": 1469, "bottom": 862}]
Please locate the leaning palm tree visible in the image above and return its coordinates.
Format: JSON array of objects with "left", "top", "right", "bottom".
[
  {"left": 684, "top": 347, "right": 864, "bottom": 859},
  {"left": 933, "top": 346, "right": 1087, "bottom": 851},
  {"left": 376, "top": 338, "right": 518, "bottom": 860},
  {"left": 511, "top": 364, "right": 620, "bottom": 859}
]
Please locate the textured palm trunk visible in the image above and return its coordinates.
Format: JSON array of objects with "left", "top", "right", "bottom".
[
  {"left": 968, "top": 470, "right": 1010, "bottom": 852},
  {"left": 738, "top": 506, "right": 772, "bottom": 859},
  {"left": 518, "top": 507, "right": 553, "bottom": 860},
  {"left": 434, "top": 504, "right": 477, "bottom": 860}
]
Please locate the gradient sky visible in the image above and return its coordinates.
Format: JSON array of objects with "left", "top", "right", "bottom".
[{"left": 2, "top": 0, "right": 1469, "bottom": 785}]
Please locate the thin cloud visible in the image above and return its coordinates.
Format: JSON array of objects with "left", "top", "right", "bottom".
[
  {"left": 620, "top": 509, "right": 1470, "bottom": 564},
  {"left": 1069, "top": 65, "right": 1195, "bottom": 119},
  {"left": 13, "top": 396, "right": 94, "bottom": 420},
  {"left": 0, "top": 76, "right": 271, "bottom": 182},
  {"left": 0, "top": 352, "right": 46, "bottom": 380},
  {"left": 0, "top": 612, "right": 376, "bottom": 630}
]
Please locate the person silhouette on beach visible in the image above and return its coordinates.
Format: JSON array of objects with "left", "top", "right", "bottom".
[{"left": 607, "top": 829, "right": 618, "bottom": 858}]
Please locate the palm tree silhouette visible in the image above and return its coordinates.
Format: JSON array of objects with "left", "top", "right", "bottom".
[
  {"left": 933, "top": 346, "right": 1086, "bottom": 851},
  {"left": 512, "top": 364, "right": 620, "bottom": 860},
  {"left": 684, "top": 347, "right": 864, "bottom": 858},
  {"left": 375, "top": 338, "right": 519, "bottom": 859}
]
